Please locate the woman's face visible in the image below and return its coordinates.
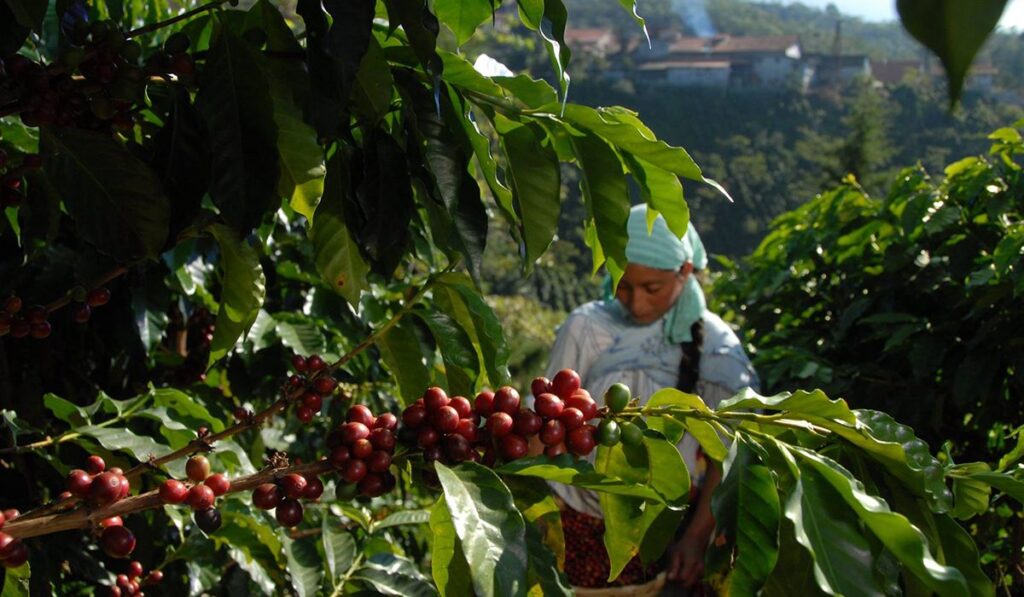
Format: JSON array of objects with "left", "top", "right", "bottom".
[{"left": 615, "top": 263, "right": 690, "bottom": 325}]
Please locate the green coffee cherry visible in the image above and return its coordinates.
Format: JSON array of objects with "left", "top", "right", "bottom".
[
  {"left": 620, "top": 421, "right": 643, "bottom": 446},
  {"left": 604, "top": 383, "right": 631, "bottom": 413},
  {"left": 597, "top": 420, "right": 621, "bottom": 447}
]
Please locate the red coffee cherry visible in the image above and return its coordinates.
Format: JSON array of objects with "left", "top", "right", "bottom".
[
  {"left": 90, "top": 471, "right": 123, "bottom": 505},
  {"left": 369, "top": 428, "right": 396, "bottom": 451},
  {"left": 534, "top": 393, "right": 564, "bottom": 419},
  {"left": 303, "top": 476, "right": 325, "bottom": 500},
  {"left": 85, "top": 455, "right": 106, "bottom": 475},
  {"left": 24, "top": 304, "right": 47, "bottom": 323},
  {"left": 373, "top": 413, "right": 398, "bottom": 431},
  {"left": 474, "top": 390, "right": 495, "bottom": 416},
  {"left": 204, "top": 473, "right": 230, "bottom": 496},
  {"left": 567, "top": 426, "right": 597, "bottom": 456},
  {"left": 442, "top": 433, "right": 472, "bottom": 462},
  {"left": 290, "top": 354, "right": 308, "bottom": 372},
  {"left": 448, "top": 396, "right": 473, "bottom": 419},
  {"left": 417, "top": 426, "right": 440, "bottom": 448},
  {"left": 433, "top": 406, "right": 460, "bottom": 433},
  {"left": 313, "top": 376, "right": 337, "bottom": 394},
  {"left": 358, "top": 473, "right": 385, "bottom": 497},
  {"left": 346, "top": 405, "right": 375, "bottom": 428},
  {"left": 342, "top": 459, "right": 368, "bottom": 484},
  {"left": 159, "top": 479, "right": 189, "bottom": 504},
  {"left": 329, "top": 445, "right": 351, "bottom": 468},
  {"left": 252, "top": 483, "right": 283, "bottom": 510},
  {"left": 500, "top": 434, "right": 529, "bottom": 461},
  {"left": 99, "top": 516, "right": 123, "bottom": 528},
  {"left": 493, "top": 386, "right": 521, "bottom": 414},
  {"left": 67, "top": 469, "right": 93, "bottom": 497},
  {"left": 423, "top": 387, "right": 450, "bottom": 412},
  {"left": 539, "top": 419, "right": 566, "bottom": 446},
  {"left": 351, "top": 438, "right": 373, "bottom": 459},
  {"left": 275, "top": 498, "right": 304, "bottom": 527},
  {"left": 339, "top": 422, "right": 370, "bottom": 444},
  {"left": 128, "top": 561, "right": 144, "bottom": 579},
  {"left": 545, "top": 442, "right": 568, "bottom": 458},
  {"left": 551, "top": 369, "right": 581, "bottom": 399},
  {"left": 118, "top": 475, "right": 130, "bottom": 499},
  {"left": 185, "top": 455, "right": 211, "bottom": 482},
  {"left": 101, "top": 526, "right": 136, "bottom": 558},
  {"left": 305, "top": 354, "right": 326, "bottom": 372},
  {"left": 402, "top": 404, "right": 427, "bottom": 428},
  {"left": 513, "top": 410, "right": 543, "bottom": 436},
  {"left": 145, "top": 570, "right": 164, "bottom": 584},
  {"left": 487, "top": 412, "right": 514, "bottom": 437},
  {"left": 29, "top": 321, "right": 51, "bottom": 339},
  {"left": 559, "top": 407, "right": 585, "bottom": 430},
  {"left": 279, "top": 474, "right": 308, "bottom": 499},
  {"left": 2, "top": 296, "right": 21, "bottom": 314},
  {"left": 296, "top": 405, "right": 315, "bottom": 423},
  {"left": 455, "top": 418, "right": 479, "bottom": 442},
  {"left": 86, "top": 287, "right": 112, "bottom": 307},
  {"left": 300, "top": 391, "right": 323, "bottom": 412},
  {"left": 72, "top": 304, "right": 92, "bottom": 323},
  {"left": 566, "top": 392, "right": 598, "bottom": 420},
  {"left": 186, "top": 484, "right": 216, "bottom": 510},
  {"left": 531, "top": 376, "right": 552, "bottom": 398},
  {"left": 0, "top": 539, "right": 28, "bottom": 568},
  {"left": 368, "top": 449, "right": 393, "bottom": 472}
]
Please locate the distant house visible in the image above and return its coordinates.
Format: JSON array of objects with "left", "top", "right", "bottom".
[
  {"left": 634, "top": 34, "right": 804, "bottom": 88},
  {"left": 564, "top": 28, "right": 620, "bottom": 59},
  {"left": 870, "top": 59, "right": 925, "bottom": 85},
  {"left": 870, "top": 59, "right": 999, "bottom": 94},
  {"left": 805, "top": 54, "right": 871, "bottom": 89}
]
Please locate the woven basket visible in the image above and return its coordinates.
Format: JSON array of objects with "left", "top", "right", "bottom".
[{"left": 572, "top": 572, "right": 667, "bottom": 597}]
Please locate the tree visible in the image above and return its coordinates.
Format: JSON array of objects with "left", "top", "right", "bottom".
[{"left": 0, "top": 1, "right": 1018, "bottom": 596}]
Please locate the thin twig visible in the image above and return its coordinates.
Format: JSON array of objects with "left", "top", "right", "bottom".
[{"left": 126, "top": 0, "right": 234, "bottom": 39}]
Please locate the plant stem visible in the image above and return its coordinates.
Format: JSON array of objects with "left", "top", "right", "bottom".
[
  {"left": 126, "top": 0, "right": 234, "bottom": 39},
  {"left": 3, "top": 459, "right": 334, "bottom": 540}
]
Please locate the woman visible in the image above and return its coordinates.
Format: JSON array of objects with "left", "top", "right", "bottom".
[{"left": 545, "top": 204, "right": 759, "bottom": 593}]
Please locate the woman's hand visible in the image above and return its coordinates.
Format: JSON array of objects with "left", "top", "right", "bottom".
[{"left": 667, "top": 531, "right": 707, "bottom": 587}]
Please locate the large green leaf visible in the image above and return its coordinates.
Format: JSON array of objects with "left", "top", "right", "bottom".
[
  {"left": 430, "top": 497, "right": 474, "bottom": 597},
  {"left": 76, "top": 425, "right": 169, "bottom": 465},
  {"left": 322, "top": 518, "right": 356, "bottom": 583},
  {"left": 382, "top": 0, "right": 442, "bottom": 75},
  {"left": 623, "top": 154, "right": 690, "bottom": 240},
  {"left": 709, "top": 437, "right": 780, "bottom": 593},
  {"left": 434, "top": 0, "right": 493, "bottom": 46},
  {"left": 647, "top": 388, "right": 728, "bottom": 461},
  {"left": 195, "top": 25, "right": 280, "bottom": 234},
  {"left": 41, "top": 128, "right": 170, "bottom": 261},
  {"left": 351, "top": 554, "right": 439, "bottom": 597},
  {"left": 284, "top": 537, "right": 324, "bottom": 597},
  {"left": 896, "top": 0, "right": 1008, "bottom": 104},
  {"left": 150, "top": 388, "right": 225, "bottom": 432},
  {"left": 207, "top": 224, "right": 267, "bottom": 366},
  {"left": 415, "top": 308, "right": 479, "bottom": 398},
  {"left": 501, "top": 122, "right": 561, "bottom": 268},
  {"left": 1, "top": 559, "right": 30, "bottom": 597},
  {"left": 967, "top": 470, "right": 1024, "bottom": 506},
  {"left": 949, "top": 462, "right": 992, "bottom": 519},
  {"left": 718, "top": 388, "right": 856, "bottom": 423},
  {"left": 266, "top": 60, "right": 325, "bottom": 221},
  {"left": 435, "top": 272, "right": 511, "bottom": 387},
  {"left": 435, "top": 462, "right": 529, "bottom": 597},
  {"left": 497, "top": 454, "right": 664, "bottom": 500},
  {"left": 311, "top": 152, "right": 369, "bottom": 304},
  {"left": 351, "top": 35, "right": 395, "bottom": 123},
  {"left": 377, "top": 319, "right": 432, "bottom": 406},
  {"left": 788, "top": 444, "right": 970, "bottom": 595},
  {"left": 151, "top": 86, "right": 209, "bottom": 241},
  {"left": 274, "top": 317, "right": 328, "bottom": 356},
  {"left": 371, "top": 508, "right": 432, "bottom": 533},
  {"left": 933, "top": 514, "right": 995, "bottom": 597},
  {"left": 570, "top": 130, "right": 630, "bottom": 288}
]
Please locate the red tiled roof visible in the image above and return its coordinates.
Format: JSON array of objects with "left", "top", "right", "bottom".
[
  {"left": 564, "top": 28, "right": 613, "bottom": 43},
  {"left": 666, "top": 34, "right": 799, "bottom": 54},
  {"left": 870, "top": 59, "right": 923, "bottom": 84}
]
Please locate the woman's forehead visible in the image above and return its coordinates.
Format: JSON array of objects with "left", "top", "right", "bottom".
[{"left": 620, "top": 263, "right": 678, "bottom": 285}]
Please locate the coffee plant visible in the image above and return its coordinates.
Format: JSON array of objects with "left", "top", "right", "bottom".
[{"left": 0, "top": 0, "right": 1020, "bottom": 595}]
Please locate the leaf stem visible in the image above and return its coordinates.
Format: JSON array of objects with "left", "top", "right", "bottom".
[{"left": 126, "top": 0, "right": 234, "bottom": 39}]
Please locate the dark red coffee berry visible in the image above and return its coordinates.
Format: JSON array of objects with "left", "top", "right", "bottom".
[
  {"left": 275, "top": 498, "right": 304, "bottom": 527},
  {"left": 423, "top": 387, "right": 449, "bottom": 411},
  {"left": 531, "top": 376, "right": 552, "bottom": 398},
  {"left": 252, "top": 483, "right": 282, "bottom": 510},
  {"left": 204, "top": 473, "right": 230, "bottom": 496},
  {"left": 279, "top": 474, "right": 308, "bottom": 500},
  {"left": 535, "top": 393, "right": 564, "bottom": 419},
  {"left": 101, "top": 526, "right": 136, "bottom": 558},
  {"left": 86, "top": 287, "right": 112, "bottom": 307},
  {"left": 67, "top": 469, "right": 93, "bottom": 497},
  {"left": 487, "top": 412, "right": 514, "bottom": 437},
  {"left": 85, "top": 455, "right": 106, "bottom": 475},
  {"left": 303, "top": 476, "right": 324, "bottom": 500},
  {"left": 493, "top": 386, "right": 521, "bottom": 414},
  {"left": 159, "top": 479, "right": 188, "bottom": 504},
  {"left": 186, "top": 484, "right": 215, "bottom": 510},
  {"left": 194, "top": 507, "right": 221, "bottom": 533},
  {"left": 474, "top": 390, "right": 495, "bottom": 416},
  {"left": 551, "top": 369, "right": 581, "bottom": 399},
  {"left": 90, "top": 472, "right": 123, "bottom": 505}
]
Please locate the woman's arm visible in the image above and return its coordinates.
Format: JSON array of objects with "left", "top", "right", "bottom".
[{"left": 666, "top": 462, "right": 721, "bottom": 587}]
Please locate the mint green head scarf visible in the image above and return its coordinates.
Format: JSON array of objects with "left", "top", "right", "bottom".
[{"left": 620, "top": 204, "right": 708, "bottom": 343}]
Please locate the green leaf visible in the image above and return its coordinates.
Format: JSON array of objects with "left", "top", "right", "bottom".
[
  {"left": 933, "top": 514, "right": 996, "bottom": 597},
  {"left": 430, "top": 497, "right": 474, "bottom": 597},
  {"left": 351, "top": 35, "right": 395, "bottom": 123},
  {"left": 505, "top": 476, "right": 566, "bottom": 569},
  {"left": 6, "top": 0, "right": 47, "bottom": 30},
  {"left": 284, "top": 537, "right": 324, "bottom": 597},
  {"left": 416, "top": 308, "right": 480, "bottom": 398},
  {"left": 77, "top": 425, "right": 169, "bottom": 464},
  {"left": 896, "top": 0, "right": 1008, "bottom": 104},
  {"left": 351, "top": 554, "right": 439, "bottom": 597},
  {"left": 151, "top": 86, "right": 209, "bottom": 241},
  {"left": 43, "top": 393, "right": 89, "bottom": 426},
  {"left": 213, "top": 509, "right": 287, "bottom": 592},
  {"left": 967, "top": 470, "right": 1024, "bottom": 506},
  {"left": 501, "top": 122, "right": 561, "bottom": 268},
  {"left": 708, "top": 437, "right": 780, "bottom": 592},
  {"left": 497, "top": 454, "right": 664, "bottom": 500},
  {"left": 371, "top": 508, "right": 431, "bottom": 533},
  {"left": 41, "top": 128, "right": 170, "bottom": 261},
  {"left": 382, "top": 0, "right": 442, "bottom": 75},
  {"left": 950, "top": 463, "right": 992, "bottom": 519},
  {"left": 322, "top": 518, "right": 356, "bottom": 585},
  {"left": 195, "top": 25, "right": 280, "bottom": 234},
  {"left": 570, "top": 130, "right": 630, "bottom": 288},
  {"left": 150, "top": 388, "right": 225, "bottom": 432},
  {"left": 524, "top": 516, "right": 574, "bottom": 596},
  {"left": 718, "top": 388, "right": 857, "bottom": 423},
  {"left": 435, "top": 462, "right": 529, "bottom": 597},
  {"left": 434, "top": 0, "right": 493, "bottom": 46},
  {"left": 274, "top": 317, "right": 327, "bottom": 356},
  {"left": 207, "top": 224, "right": 267, "bottom": 366},
  {"left": 646, "top": 388, "right": 728, "bottom": 461},
  {"left": 623, "top": 154, "right": 690, "bottom": 240},
  {"left": 788, "top": 444, "right": 970, "bottom": 595},
  {"left": 436, "top": 273, "right": 511, "bottom": 387},
  {"left": 0, "top": 1, "right": 29, "bottom": 56},
  {"left": 1, "top": 559, "right": 30, "bottom": 597},
  {"left": 267, "top": 62, "right": 325, "bottom": 221},
  {"left": 377, "top": 319, "right": 431, "bottom": 406},
  {"left": 312, "top": 153, "right": 369, "bottom": 304}
]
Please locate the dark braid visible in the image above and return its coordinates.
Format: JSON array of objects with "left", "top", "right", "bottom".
[{"left": 676, "top": 320, "right": 704, "bottom": 393}]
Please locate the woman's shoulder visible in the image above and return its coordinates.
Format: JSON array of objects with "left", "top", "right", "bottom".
[
  {"left": 561, "top": 300, "right": 624, "bottom": 332},
  {"left": 699, "top": 311, "right": 760, "bottom": 391}
]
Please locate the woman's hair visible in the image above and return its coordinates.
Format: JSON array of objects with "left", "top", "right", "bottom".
[{"left": 676, "top": 320, "right": 704, "bottom": 393}]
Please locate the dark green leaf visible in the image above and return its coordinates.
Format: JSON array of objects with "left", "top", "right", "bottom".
[
  {"left": 497, "top": 454, "right": 664, "bottom": 500},
  {"left": 0, "top": 1, "right": 30, "bottom": 56},
  {"left": 968, "top": 470, "right": 1024, "bottom": 506},
  {"left": 351, "top": 36, "right": 395, "bottom": 124},
  {"left": 501, "top": 122, "right": 561, "bottom": 268},
  {"left": 383, "top": 0, "right": 442, "bottom": 76},
  {"left": 436, "top": 462, "right": 529, "bottom": 597},
  {"left": 207, "top": 224, "right": 267, "bottom": 366},
  {"left": 5, "top": 0, "right": 46, "bottom": 30},
  {"left": 436, "top": 272, "right": 511, "bottom": 387},
  {"left": 950, "top": 463, "right": 992, "bottom": 519},
  {"left": 570, "top": 130, "right": 630, "bottom": 287},
  {"left": 77, "top": 425, "right": 169, "bottom": 464},
  {"left": 151, "top": 86, "right": 209, "bottom": 242},
  {"left": 195, "top": 25, "right": 280, "bottom": 234},
  {"left": 311, "top": 152, "right": 369, "bottom": 304},
  {"left": 274, "top": 317, "right": 327, "bottom": 356},
  {"left": 284, "top": 537, "right": 323, "bottom": 597},
  {"left": 933, "top": 514, "right": 995, "bottom": 597},
  {"left": 372, "top": 509, "right": 431, "bottom": 533},
  {"left": 352, "top": 554, "right": 439, "bottom": 597},
  {"left": 41, "top": 128, "right": 170, "bottom": 261},
  {"left": 896, "top": 0, "right": 1008, "bottom": 104},
  {"left": 377, "top": 319, "right": 432, "bottom": 406},
  {"left": 321, "top": 518, "right": 356, "bottom": 585},
  {"left": 43, "top": 393, "right": 89, "bottom": 426},
  {"left": 416, "top": 308, "right": 479, "bottom": 398},
  {"left": 1, "top": 558, "right": 30, "bottom": 596},
  {"left": 430, "top": 497, "right": 474, "bottom": 597}
]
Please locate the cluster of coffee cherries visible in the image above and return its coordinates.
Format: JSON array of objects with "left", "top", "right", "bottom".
[
  {"left": 0, "top": 149, "right": 41, "bottom": 209},
  {"left": 0, "top": 286, "right": 112, "bottom": 340},
  {"left": 0, "top": 509, "right": 28, "bottom": 568},
  {"left": 531, "top": 369, "right": 605, "bottom": 457},
  {"left": 250, "top": 472, "right": 325, "bottom": 528},
  {"left": 158, "top": 455, "right": 229, "bottom": 534},
  {"left": 104, "top": 560, "right": 163, "bottom": 597},
  {"left": 399, "top": 388, "right": 491, "bottom": 466},
  {"left": 170, "top": 307, "right": 215, "bottom": 384},
  {"left": 288, "top": 354, "right": 339, "bottom": 423},
  {"left": 328, "top": 405, "right": 398, "bottom": 499}
]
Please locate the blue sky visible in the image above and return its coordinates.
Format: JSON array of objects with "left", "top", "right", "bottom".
[{"left": 787, "top": 0, "right": 1024, "bottom": 30}]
